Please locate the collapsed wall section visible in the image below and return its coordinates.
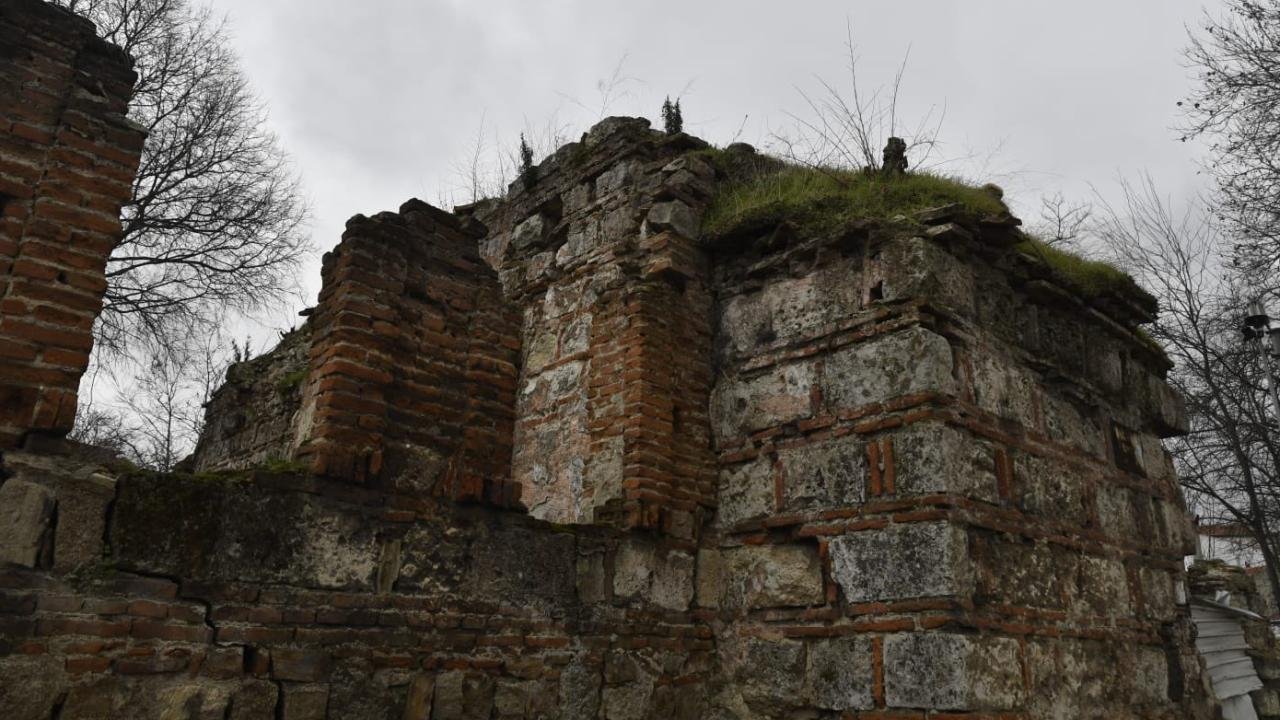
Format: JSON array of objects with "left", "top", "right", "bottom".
[
  {"left": 0, "top": 0, "right": 143, "bottom": 447},
  {"left": 699, "top": 202, "right": 1214, "bottom": 717}
]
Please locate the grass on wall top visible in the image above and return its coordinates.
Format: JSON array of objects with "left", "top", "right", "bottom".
[
  {"left": 699, "top": 158, "right": 1007, "bottom": 239},
  {"left": 697, "top": 148, "right": 1149, "bottom": 305}
]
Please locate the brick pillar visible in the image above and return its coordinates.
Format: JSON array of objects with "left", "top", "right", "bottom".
[
  {"left": 617, "top": 228, "right": 716, "bottom": 534},
  {"left": 491, "top": 118, "right": 719, "bottom": 536},
  {"left": 0, "top": 0, "right": 144, "bottom": 447},
  {"left": 295, "top": 200, "right": 520, "bottom": 504}
]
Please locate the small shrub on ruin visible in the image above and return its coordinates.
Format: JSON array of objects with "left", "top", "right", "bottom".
[
  {"left": 662, "top": 97, "right": 683, "bottom": 135},
  {"left": 519, "top": 133, "right": 537, "bottom": 187}
]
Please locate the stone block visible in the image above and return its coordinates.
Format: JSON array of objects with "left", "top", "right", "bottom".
[
  {"left": 715, "top": 457, "right": 774, "bottom": 527},
  {"left": 602, "top": 679, "right": 654, "bottom": 720},
  {"left": 559, "top": 654, "right": 602, "bottom": 720},
  {"left": 0, "top": 656, "right": 65, "bottom": 719},
  {"left": 1015, "top": 451, "right": 1089, "bottom": 525},
  {"left": 820, "top": 327, "right": 956, "bottom": 413},
  {"left": 511, "top": 214, "right": 547, "bottom": 250},
  {"left": 969, "top": 349, "right": 1040, "bottom": 425},
  {"left": 694, "top": 548, "right": 725, "bottom": 608},
  {"left": 613, "top": 540, "right": 653, "bottom": 600},
  {"left": 829, "top": 521, "right": 968, "bottom": 603},
  {"left": 883, "top": 632, "right": 1023, "bottom": 710},
  {"left": 463, "top": 523, "right": 577, "bottom": 610},
  {"left": 1043, "top": 392, "right": 1105, "bottom": 458},
  {"left": 577, "top": 552, "right": 607, "bottom": 604},
  {"left": 718, "top": 261, "right": 862, "bottom": 357},
  {"left": 612, "top": 540, "right": 694, "bottom": 611},
  {"left": 493, "top": 680, "right": 531, "bottom": 717},
  {"left": 272, "top": 649, "right": 332, "bottom": 682},
  {"left": 738, "top": 638, "right": 805, "bottom": 713},
  {"left": 51, "top": 472, "right": 115, "bottom": 572},
  {"left": 650, "top": 551, "right": 695, "bottom": 611},
  {"left": 1127, "top": 645, "right": 1170, "bottom": 705},
  {"left": 433, "top": 671, "right": 494, "bottom": 720},
  {"left": 882, "top": 236, "right": 976, "bottom": 315},
  {"left": 0, "top": 478, "right": 54, "bottom": 567},
  {"left": 892, "top": 422, "right": 997, "bottom": 501},
  {"left": 712, "top": 362, "right": 815, "bottom": 443},
  {"left": 644, "top": 200, "right": 697, "bottom": 239},
  {"left": 228, "top": 680, "right": 279, "bottom": 720},
  {"left": 1096, "top": 483, "right": 1138, "bottom": 540},
  {"left": 1140, "top": 567, "right": 1177, "bottom": 621},
  {"left": 722, "top": 544, "right": 824, "bottom": 609},
  {"left": 778, "top": 435, "right": 864, "bottom": 512},
  {"left": 974, "top": 533, "right": 1074, "bottom": 610},
  {"left": 1074, "top": 556, "right": 1131, "bottom": 618},
  {"left": 805, "top": 636, "right": 874, "bottom": 710},
  {"left": 280, "top": 684, "right": 329, "bottom": 720}
]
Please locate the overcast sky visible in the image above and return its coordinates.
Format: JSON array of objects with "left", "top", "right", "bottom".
[{"left": 205, "top": 0, "right": 1220, "bottom": 339}]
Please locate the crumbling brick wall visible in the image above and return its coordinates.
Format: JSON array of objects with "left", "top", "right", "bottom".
[
  {"left": 0, "top": 0, "right": 144, "bottom": 448},
  {"left": 291, "top": 200, "right": 521, "bottom": 506}
]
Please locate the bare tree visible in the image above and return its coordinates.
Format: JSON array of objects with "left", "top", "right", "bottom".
[
  {"left": 446, "top": 113, "right": 573, "bottom": 206},
  {"left": 1096, "top": 176, "right": 1280, "bottom": 605},
  {"left": 1031, "top": 192, "right": 1093, "bottom": 250},
  {"left": 56, "top": 0, "right": 310, "bottom": 356},
  {"left": 68, "top": 406, "right": 146, "bottom": 463},
  {"left": 1182, "top": 0, "right": 1280, "bottom": 277},
  {"left": 774, "top": 23, "right": 944, "bottom": 174}
]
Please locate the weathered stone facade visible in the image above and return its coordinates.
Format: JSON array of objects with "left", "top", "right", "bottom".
[
  {"left": 0, "top": 6, "right": 1229, "bottom": 717},
  {"left": 0, "top": 0, "right": 144, "bottom": 448}
]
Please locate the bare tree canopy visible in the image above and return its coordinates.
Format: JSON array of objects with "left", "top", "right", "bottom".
[
  {"left": 56, "top": 0, "right": 310, "bottom": 355},
  {"left": 1031, "top": 192, "right": 1092, "bottom": 251},
  {"left": 773, "top": 25, "right": 944, "bottom": 174},
  {"left": 1183, "top": 0, "right": 1280, "bottom": 276},
  {"left": 1098, "top": 177, "right": 1280, "bottom": 606}
]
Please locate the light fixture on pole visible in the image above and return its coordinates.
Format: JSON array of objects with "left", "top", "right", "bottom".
[{"left": 1242, "top": 299, "right": 1280, "bottom": 418}]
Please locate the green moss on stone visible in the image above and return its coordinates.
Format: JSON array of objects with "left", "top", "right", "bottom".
[
  {"left": 276, "top": 369, "right": 308, "bottom": 395},
  {"left": 1013, "top": 237, "right": 1153, "bottom": 305},
  {"left": 258, "top": 458, "right": 309, "bottom": 474}
]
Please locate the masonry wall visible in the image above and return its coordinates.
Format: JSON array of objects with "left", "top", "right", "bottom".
[
  {"left": 479, "top": 118, "right": 718, "bottom": 535},
  {"left": 698, "top": 199, "right": 1216, "bottom": 717},
  {"left": 0, "top": 0, "right": 143, "bottom": 448},
  {"left": 192, "top": 323, "right": 310, "bottom": 473},
  {"left": 0, "top": 450, "right": 713, "bottom": 719},
  {"left": 291, "top": 200, "right": 522, "bottom": 506},
  {"left": 0, "top": 99, "right": 1226, "bottom": 718}
]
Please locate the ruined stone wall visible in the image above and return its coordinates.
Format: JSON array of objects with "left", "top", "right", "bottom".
[
  {"left": 479, "top": 118, "right": 718, "bottom": 535},
  {"left": 0, "top": 93, "right": 1226, "bottom": 718},
  {"left": 192, "top": 324, "right": 311, "bottom": 473},
  {"left": 0, "top": 0, "right": 143, "bottom": 448},
  {"left": 698, "top": 197, "right": 1214, "bottom": 717},
  {"left": 0, "top": 450, "right": 713, "bottom": 719}
]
